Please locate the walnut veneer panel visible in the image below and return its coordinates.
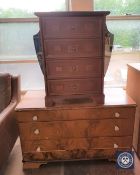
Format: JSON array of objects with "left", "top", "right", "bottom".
[
  {"left": 22, "top": 136, "right": 132, "bottom": 152},
  {"left": 17, "top": 107, "right": 135, "bottom": 122},
  {"left": 19, "top": 119, "right": 133, "bottom": 140},
  {"left": 15, "top": 89, "right": 136, "bottom": 168}
]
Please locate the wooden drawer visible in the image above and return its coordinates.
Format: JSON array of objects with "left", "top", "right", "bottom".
[
  {"left": 44, "top": 39, "right": 102, "bottom": 58},
  {"left": 19, "top": 119, "right": 133, "bottom": 140},
  {"left": 42, "top": 17, "right": 102, "bottom": 39},
  {"left": 23, "top": 148, "right": 131, "bottom": 162},
  {"left": 46, "top": 59, "right": 102, "bottom": 79},
  {"left": 47, "top": 78, "right": 102, "bottom": 95},
  {"left": 22, "top": 136, "right": 132, "bottom": 152},
  {"left": 16, "top": 107, "right": 135, "bottom": 122}
]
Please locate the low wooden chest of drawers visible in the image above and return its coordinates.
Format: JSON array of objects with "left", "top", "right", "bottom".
[
  {"left": 16, "top": 88, "right": 136, "bottom": 169},
  {"left": 35, "top": 11, "right": 110, "bottom": 106}
]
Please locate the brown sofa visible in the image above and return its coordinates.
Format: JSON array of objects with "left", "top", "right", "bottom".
[{"left": 0, "top": 73, "right": 20, "bottom": 169}]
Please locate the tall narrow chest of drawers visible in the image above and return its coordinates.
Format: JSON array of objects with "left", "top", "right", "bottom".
[
  {"left": 35, "top": 11, "right": 110, "bottom": 106},
  {"left": 16, "top": 88, "right": 136, "bottom": 169}
]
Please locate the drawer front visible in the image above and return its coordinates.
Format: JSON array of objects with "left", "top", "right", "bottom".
[
  {"left": 22, "top": 136, "right": 132, "bottom": 152},
  {"left": 23, "top": 148, "right": 131, "bottom": 161},
  {"left": 19, "top": 119, "right": 133, "bottom": 140},
  {"left": 42, "top": 17, "right": 102, "bottom": 38},
  {"left": 47, "top": 78, "right": 102, "bottom": 95},
  {"left": 44, "top": 39, "right": 102, "bottom": 58},
  {"left": 46, "top": 59, "right": 102, "bottom": 79},
  {"left": 16, "top": 107, "right": 136, "bottom": 122}
]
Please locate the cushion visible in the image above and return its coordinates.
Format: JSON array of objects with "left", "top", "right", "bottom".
[{"left": 0, "top": 73, "right": 11, "bottom": 113}]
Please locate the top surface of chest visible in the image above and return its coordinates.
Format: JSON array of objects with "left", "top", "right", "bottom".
[{"left": 16, "top": 88, "right": 136, "bottom": 111}]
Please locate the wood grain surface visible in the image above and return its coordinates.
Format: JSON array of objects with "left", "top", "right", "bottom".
[
  {"left": 19, "top": 119, "right": 133, "bottom": 140},
  {"left": 15, "top": 88, "right": 136, "bottom": 168},
  {"left": 22, "top": 136, "right": 132, "bottom": 152},
  {"left": 16, "top": 88, "right": 136, "bottom": 110},
  {"left": 16, "top": 106, "right": 135, "bottom": 122}
]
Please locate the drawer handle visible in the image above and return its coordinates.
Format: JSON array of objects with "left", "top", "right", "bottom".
[
  {"left": 34, "top": 129, "right": 40, "bottom": 135},
  {"left": 71, "top": 26, "right": 76, "bottom": 31},
  {"left": 114, "top": 126, "right": 120, "bottom": 131},
  {"left": 32, "top": 116, "right": 38, "bottom": 121},
  {"left": 72, "top": 66, "right": 77, "bottom": 71},
  {"left": 115, "top": 112, "right": 120, "bottom": 118},
  {"left": 114, "top": 143, "right": 119, "bottom": 148},
  {"left": 72, "top": 47, "right": 77, "bottom": 52},
  {"left": 36, "top": 146, "right": 41, "bottom": 152},
  {"left": 72, "top": 84, "right": 78, "bottom": 90}
]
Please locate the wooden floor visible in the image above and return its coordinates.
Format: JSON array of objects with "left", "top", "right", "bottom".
[{"left": 1, "top": 138, "right": 140, "bottom": 175}]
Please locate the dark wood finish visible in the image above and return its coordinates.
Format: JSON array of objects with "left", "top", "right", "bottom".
[
  {"left": 47, "top": 78, "right": 102, "bottom": 95},
  {"left": 16, "top": 88, "right": 136, "bottom": 169},
  {"left": 126, "top": 63, "right": 140, "bottom": 158},
  {"left": 44, "top": 39, "right": 102, "bottom": 58},
  {"left": 35, "top": 11, "right": 110, "bottom": 17},
  {"left": 42, "top": 17, "right": 102, "bottom": 39},
  {"left": 46, "top": 59, "right": 102, "bottom": 79},
  {"left": 35, "top": 11, "right": 110, "bottom": 106}
]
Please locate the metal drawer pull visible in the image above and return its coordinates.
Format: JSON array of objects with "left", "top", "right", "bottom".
[
  {"left": 114, "top": 126, "right": 120, "bottom": 131},
  {"left": 115, "top": 112, "right": 120, "bottom": 118},
  {"left": 34, "top": 129, "right": 40, "bottom": 135},
  {"left": 36, "top": 147, "right": 41, "bottom": 152},
  {"left": 32, "top": 116, "right": 38, "bottom": 121},
  {"left": 114, "top": 144, "right": 119, "bottom": 148}
]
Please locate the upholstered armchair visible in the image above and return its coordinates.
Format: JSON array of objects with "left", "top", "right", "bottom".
[{"left": 0, "top": 73, "right": 20, "bottom": 169}]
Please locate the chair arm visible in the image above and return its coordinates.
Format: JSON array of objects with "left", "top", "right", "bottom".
[{"left": 11, "top": 75, "right": 21, "bottom": 103}]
